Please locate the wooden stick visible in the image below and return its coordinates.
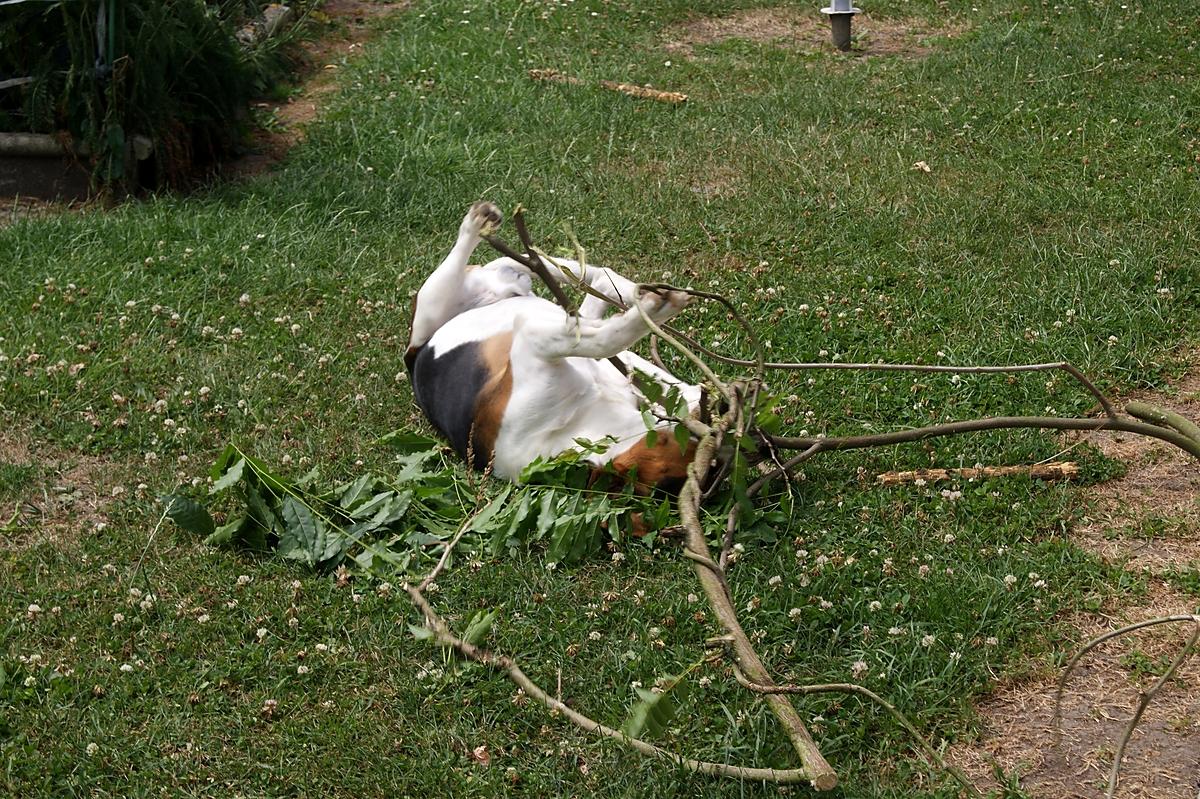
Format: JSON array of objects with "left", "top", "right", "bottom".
[
  {"left": 529, "top": 68, "right": 688, "bottom": 104},
  {"left": 677, "top": 393, "right": 839, "bottom": 791},
  {"left": 875, "top": 462, "right": 1079, "bottom": 486}
]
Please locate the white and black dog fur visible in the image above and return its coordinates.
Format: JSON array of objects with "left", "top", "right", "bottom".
[{"left": 405, "top": 202, "right": 701, "bottom": 489}]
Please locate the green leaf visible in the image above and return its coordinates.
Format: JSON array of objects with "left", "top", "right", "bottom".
[
  {"left": 245, "top": 487, "right": 280, "bottom": 535},
  {"left": 468, "top": 485, "right": 513, "bottom": 533},
  {"left": 534, "top": 490, "right": 557, "bottom": 541},
  {"left": 621, "top": 680, "right": 687, "bottom": 740},
  {"left": 209, "top": 457, "right": 246, "bottom": 495},
  {"left": 279, "top": 496, "right": 328, "bottom": 566},
  {"left": 462, "top": 610, "right": 496, "bottom": 648},
  {"left": 338, "top": 473, "right": 376, "bottom": 510},
  {"left": 162, "top": 494, "right": 215, "bottom": 537},
  {"left": 378, "top": 430, "right": 442, "bottom": 453},
  {"left": 493, "top": 488, "right": 532, "bottom": 553},
  {"left": 673, "top": 422, "right": 691, "bottom": 455},
  {"left": 204, "top": 514, "right": 246, "bottom": 547},
  {"left": 408, "top": 624, "right": 436, "bottom": 641},
  {"left": 632, "top": 371, "right": 664, "bottom": 405},
  {"left": 240, "top": 452, "right": 291, "bottom": 494},
  {"left": 209, "top": 444, "right": 238, "bottom": 481}
]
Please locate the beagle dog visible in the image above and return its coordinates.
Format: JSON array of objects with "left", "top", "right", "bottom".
[{"left": 405, "top": 202, "right": 701, "bottom": 488}]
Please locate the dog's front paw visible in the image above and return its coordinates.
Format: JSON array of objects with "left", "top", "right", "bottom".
[
  {"left": 638, "top": 288, "right": 691, "bottom": 322},
  {"left": 463, "top": 201, "right": 502, "bottom": 237}
]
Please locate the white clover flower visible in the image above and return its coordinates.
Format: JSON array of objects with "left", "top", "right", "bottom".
[
  {"left": 868, "top": 601, "right": 882, "bottom": 612},
  {"left": 86, "top": 742, "right": 99, "bottom": 756},
  {"left": 850, "top": 660, "right": 868, "bottom": 678},
  {"left": 985, "top": 636, "right": 999, "bottom": 646},
  {"left": 256, "top": 627, "right": 268, "bottom": 640},
  {"left": 920, "top": 634, "right": 936, "bottom": 648},
  {"left": 767, "top": 575, "right": 782, "bottom": 587},
  {"left": 296, "top": 665, "right": 310, "bottom": 675},
  {"left": 1003, "top": 574, "right": 1017, "bottom": 587},
  {"left": 237, "top": 574, "right": 252, "bottom": 586},
  {"left": 588, "top": 631, "right": 602, "bottom": 641},
  {"left": 788, "top": 608, "right": 803, "bottom": 620},
  {"left": 119, "top": 663, "right": 134, "bottom": 673}
]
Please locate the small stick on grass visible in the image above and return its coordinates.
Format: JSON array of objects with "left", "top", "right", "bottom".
[
  {"left": 529, "top": 68, "right": 688, "bottom": 104},
  {"left": 875, "top": 462, "right": 1080, "bottom": 486}
]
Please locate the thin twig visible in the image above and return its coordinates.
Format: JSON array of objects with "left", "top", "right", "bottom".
[
  {"left": 634, "top": 299, "right": 732, "bottom": 402},
  {"left": 767, "top": 415, "right": 1200, "bottom": 461},
  {"left": 402, "top": 582, "right": 811, "bottom": 783},
  {"left": 728, "top": 665, "right": 981, "bottom": 798},
  {"left": 651, "top": 349, "right": 1119, "bottom": 420},
  {"left": 1053, "top": 614, "right": 1200, "bottom": 744}
]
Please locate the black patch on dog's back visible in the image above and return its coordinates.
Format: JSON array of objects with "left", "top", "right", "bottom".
[{"left": 411, "top": 342, "right": 486, "bottom": 463}]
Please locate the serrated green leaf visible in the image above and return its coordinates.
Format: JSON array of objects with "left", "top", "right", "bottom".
[
  {"left": 162, "top": 494, "right": 215, "bottom": 537},
  {"left": 338, "top": 473, "right": 376, "bottom": 510},
  {"left": 245, "top": 488, "right": 280, "bottom": 534},
  {"left": 673, "top": 422, "right": 691, "bottom": 455},
  {"left": 209, "top": 457, "right": 246, "bottom": 495},
  {"left": 534, "top": 490, "right": 556, "bottom": 540},
  {"left": 462, "top": 609, "right": 496, "bottom": 648},
  {"left": 493, "top": 488, "right": 532, "bottom": 553},
  {"left": 468, "top": 485, "right": 513, "bottom": 533},
  {"left": 239, "top": 452, "right": 291, "bottom": 494},
  {"left": 632, "top": 371, "right": 664, "bottom": 405},
  {"left": 408, "top": 624, "right": 436, "bottom": 641},
  {"left": 622, "top": 687, "right": 677, "bottom": 740},
  {"left": 279, "top": 496, "right": 327, "bottom": 566},
  {"left": 204, "top": 514, "right": 246, "bottom": 547},
  {"left": 209, "top": 444, "right": 238, "bottom": 481}
]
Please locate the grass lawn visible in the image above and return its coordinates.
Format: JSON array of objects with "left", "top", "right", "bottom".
[{"left": 2, "top": 0, "right": 1198, "bottom": 796}]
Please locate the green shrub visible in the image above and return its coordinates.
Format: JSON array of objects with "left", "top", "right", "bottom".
[{"left": 0, "top": 0, "right": 292, "bottom": 189}]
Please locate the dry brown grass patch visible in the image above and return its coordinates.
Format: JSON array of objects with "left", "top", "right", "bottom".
[
  {"left": 950, "top": 358, "right": 1200, "bottom": 796},
  {"left": 0, "top": 432, "right": 129, "bottom": 551},
  {"left": 663, "top": 7, "right": 968, "bottom": 60}
]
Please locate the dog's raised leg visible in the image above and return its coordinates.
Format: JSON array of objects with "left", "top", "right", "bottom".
[
  {"left": 407, "top": 202, "right": 502, "bottom": 353},
  {"left": 515, "top": 289, "right": 689, "bottom": 361}
]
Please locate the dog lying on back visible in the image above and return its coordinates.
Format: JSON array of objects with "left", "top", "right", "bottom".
[{"left": 405, "top": 202, "right": 700, "bottom": 489}]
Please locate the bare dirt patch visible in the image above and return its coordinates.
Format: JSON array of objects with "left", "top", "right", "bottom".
[
  {"left": 1072, "top": 365, "right": 1200, "bottom": 573},
  {"left": 949, "top": 586, "right": 1200, "bottom": 799},
  {"left": 225, "top": 0, "right": 410, "bottom": 179},
  {"left": 0, "top": 433, "right": 125, "bottom": 551},
  {"left": 663, "top": 7, "right": 968, "bottom": 60},
  {"left": 949, "top": 361, "right": 1200, "bottom": 797}
]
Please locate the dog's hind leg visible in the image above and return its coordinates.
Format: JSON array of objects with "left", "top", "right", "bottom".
[
  {"left": 408, "top": 202, "right": 502, "bottom": 350},
  {"left": 544, "top": 258, "right": 641, "bottom": 319},
  {"left": 517, "top": 288, "right": 689, "bottom": 360}
]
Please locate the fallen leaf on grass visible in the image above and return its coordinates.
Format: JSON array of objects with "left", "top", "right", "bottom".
[{"left": 470, "top": 744, "right": 491, "bottom": 766}]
